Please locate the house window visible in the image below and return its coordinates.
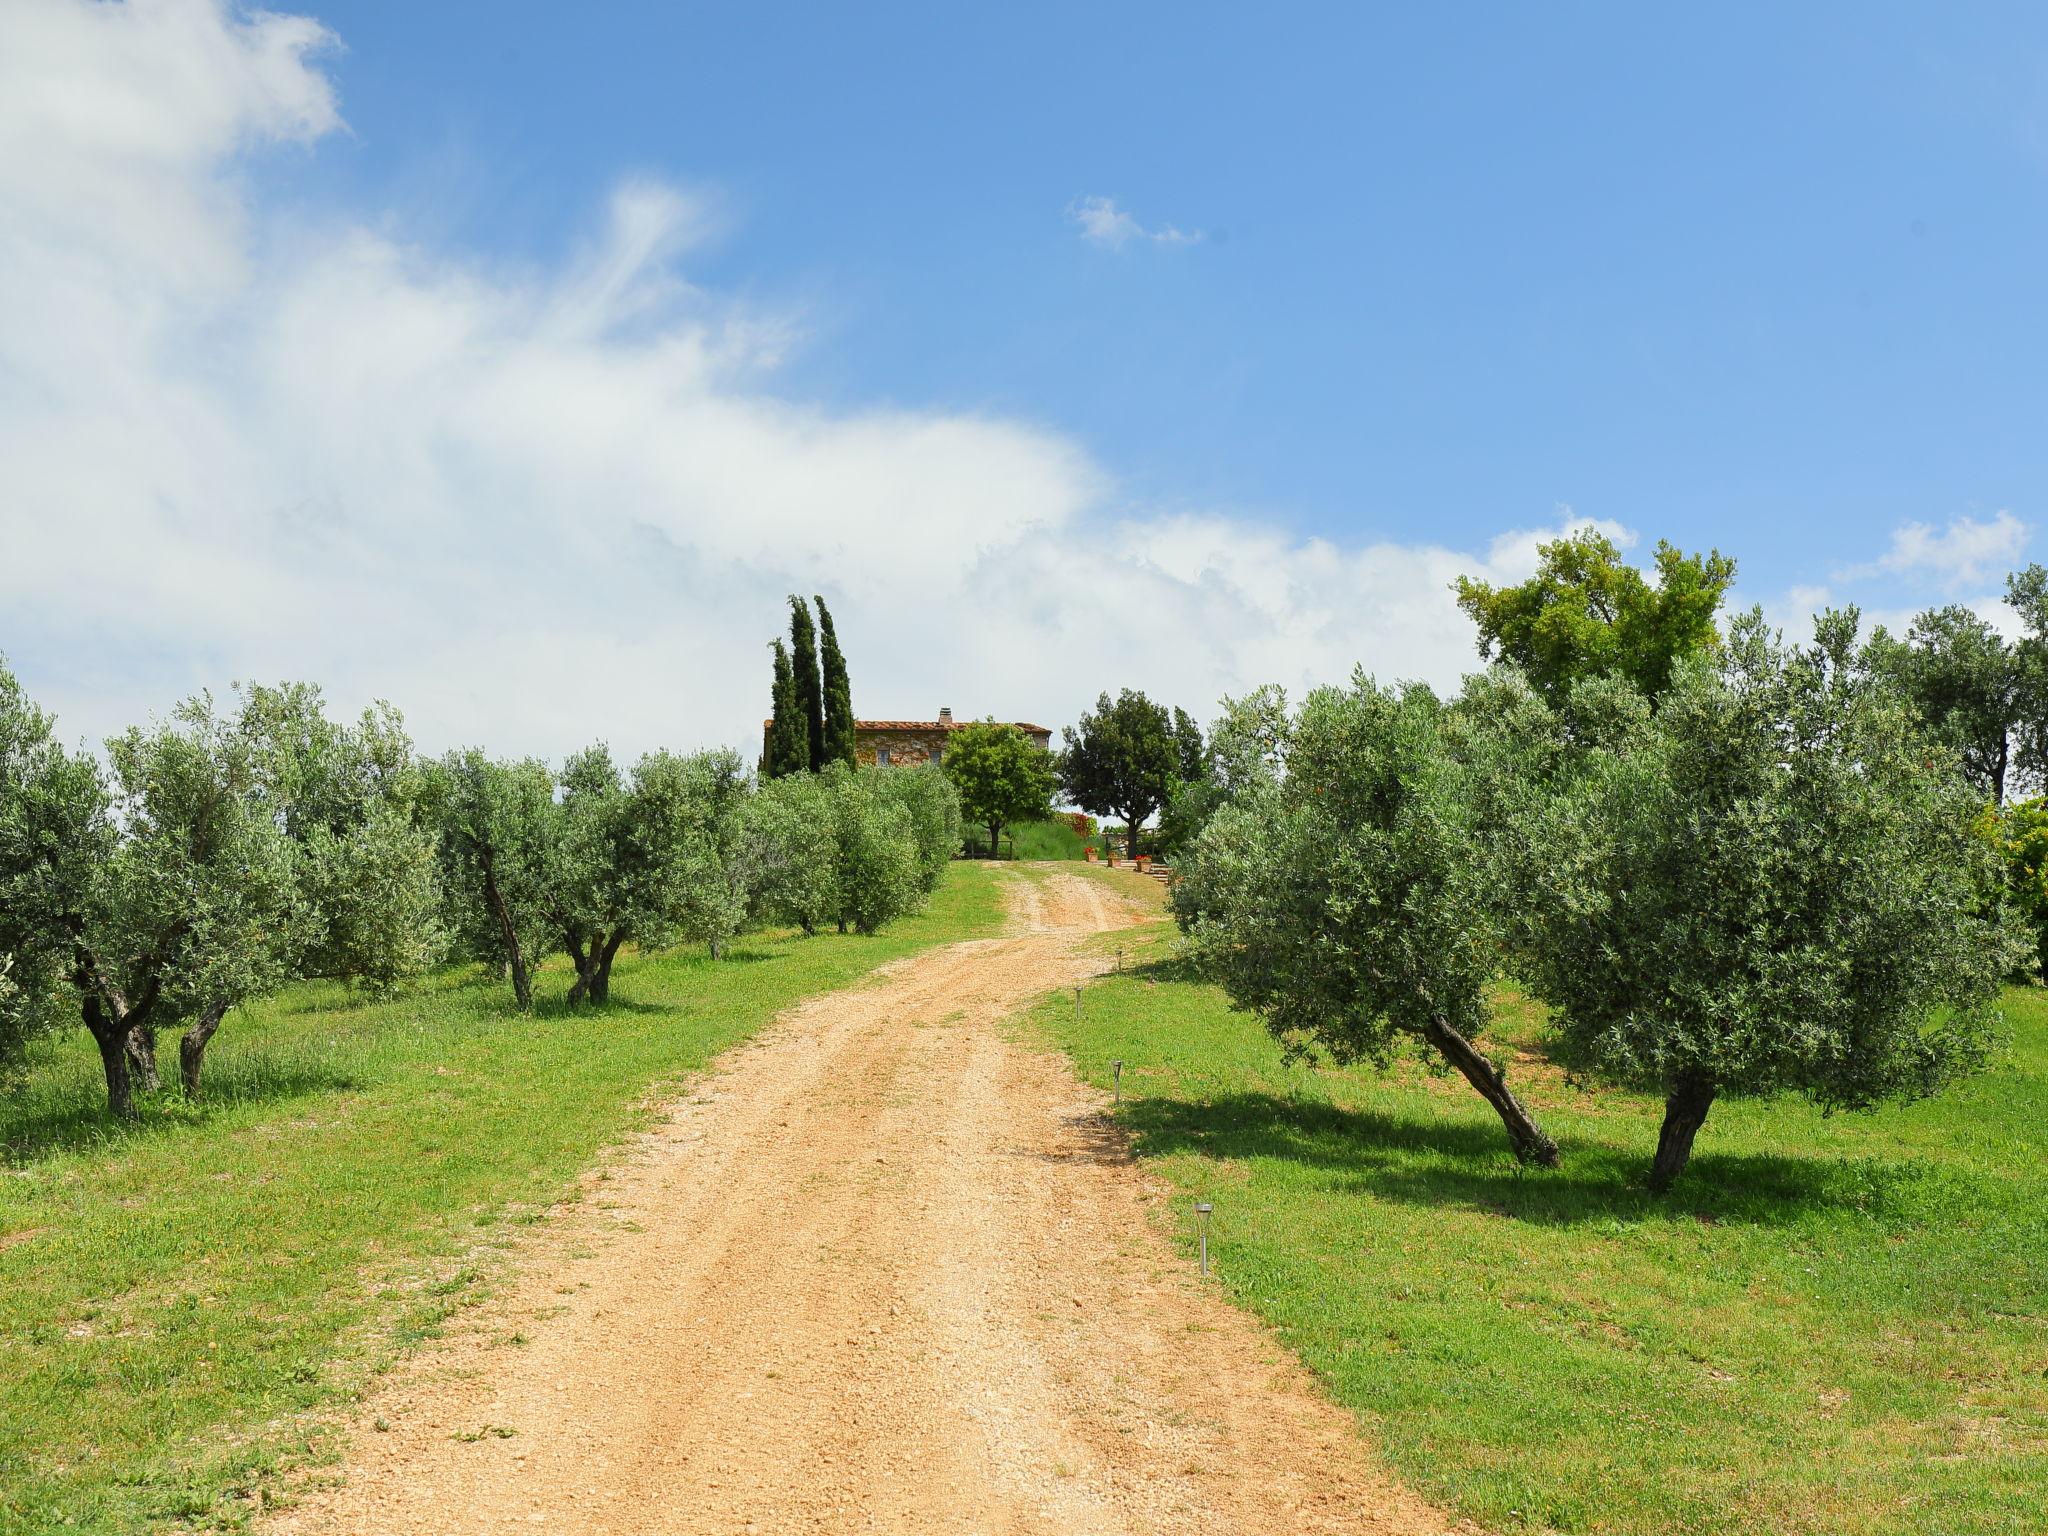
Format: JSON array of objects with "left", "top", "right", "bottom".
[
  {"left": 932, "top": 747, "right": 944, "bottom": 767},
  {"left": 876, "top": 748, "right": 890, "bottom": 766}
]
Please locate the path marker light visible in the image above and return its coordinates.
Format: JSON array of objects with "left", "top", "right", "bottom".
[
  {"left": 1112, "top": 1059, "right": 1124, "bottom": 1104},
  {"left": 1195, "top": 1202, "right": 1214, "bottom": 1276}
]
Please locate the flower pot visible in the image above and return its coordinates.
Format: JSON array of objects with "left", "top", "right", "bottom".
[
  {"left": 1084, "top": 847, "right": 1099, "bottom": 863},
  {"left": 1135, "top": 855, "right": 1151, "bottom": 871}
]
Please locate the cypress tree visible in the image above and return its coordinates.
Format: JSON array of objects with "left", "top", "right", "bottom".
[
  {"left": 816, "top": 595, "right": 856, "bottom": 769},
  {"left": 789, "top": 595, "right": 826, "bottom": 772},
  {"left": 765, "top": 639, "right": 805, "bottom": 778}
]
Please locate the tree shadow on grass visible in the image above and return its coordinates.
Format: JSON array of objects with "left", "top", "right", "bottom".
[
  {"left": 2, "top": 1057, "right": 364, "bottom": 1167},
  {"left": 1120, "top": 1091, "right": 1920, "bottom": 1230}
]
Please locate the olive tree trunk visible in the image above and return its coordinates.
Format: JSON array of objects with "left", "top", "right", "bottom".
[
  {"left": 1648, "top": 1076, "right": 1718, "bottom": 1193},
  {"left": 76, "top": 964, "right": 157, "bottom": 1121},
  {"left": 178, "top": 1001, "right": 230, "bottom": 1099},
  {"left": 125, "top": 1023, "right": 161, "bottom": 1093},
  {"left": 94, "top": 1024, "right": 135, "bottom": 1121},
  {"left": 1419, "top": 1014, "right": 1561, "bottom": 1167},
  {"left": 479, "top": 852, "right": 532, "bottom": 1011}
]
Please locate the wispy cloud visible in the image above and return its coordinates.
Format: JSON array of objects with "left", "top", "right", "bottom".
[
  {"left": 1837, "top": 510, "right": 2029, "bottom": 589},
  {"left": 1067, "top": 194, "right": 1202, "bottom": 250},
  {"left": 0, "top": 0, "right": 1636, "bottom": 764}
]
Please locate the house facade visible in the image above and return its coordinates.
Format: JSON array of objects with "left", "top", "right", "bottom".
[
  {"left": 760, "top": 707, "right": 1053, "bottom": 771},
  {"left": 856, "top": 708, "right": 1053, "bottom": 768}
]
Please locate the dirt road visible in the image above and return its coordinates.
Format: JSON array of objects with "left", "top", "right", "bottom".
[{"left": 277, "top": 868, "right": 1451, "bottom": 1535}]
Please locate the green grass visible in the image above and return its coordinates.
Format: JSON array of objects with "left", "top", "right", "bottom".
[
  {"left": 1027, "top": 919, "right": 2048, "bottom": 1536},
  {"left": 0, "top": 862, "right": 1010, "bottom": 1535},
  {"left": 1001, "top": 816, "right": 1093, "bottom": 861}
]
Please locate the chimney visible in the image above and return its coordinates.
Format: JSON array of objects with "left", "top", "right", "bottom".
[{"left": 938, "top": 706, "right": 954, "bottom": 726}]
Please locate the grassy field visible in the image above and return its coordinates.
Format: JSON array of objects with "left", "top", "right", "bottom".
[
  {"left": 1027, "top": 903, "right": 2048, "bottom": 1536},
  {"left": 1004, "top": 816, "right": 1093, "bottom": 861},
  {"left": 0, "top": 862, "right": 1010, "bottom": 1535}
]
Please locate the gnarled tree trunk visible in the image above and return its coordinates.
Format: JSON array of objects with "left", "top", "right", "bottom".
[
  {"left": 479, "top": 851, "right": 531, "bottom": 1011},
  {"left": 75, "top": 956, "right": 160, "bottom": 1121},
  {"left": 1648, "top": 1075, "right": 1718, "bottom": 1193},
  {"left": 179, "top": 1001, "right": 230, "bottom": 1099},
  {"left": 94, "top": 1023, "right": 135, "bottom": 1122},
  {"left": 565, "top": 935, "right": 593, "bottom": 1006},
  {"left": 125, "top": 1023, "right": 160, "bottom": 1093},
  {"left": 590, "top": 933, "right": 625, "bottom": 1004},
  {"left": 1419, "top": 1014, "right": 1561, "bottom": 1167}
]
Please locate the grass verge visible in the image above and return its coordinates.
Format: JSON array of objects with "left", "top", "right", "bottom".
[
  {"left": 0, "top": 862, "right": 1009, "bottom": 1535},
  {"left": 1025, "top": 914, "right": 2048, "bottom": 1536}
]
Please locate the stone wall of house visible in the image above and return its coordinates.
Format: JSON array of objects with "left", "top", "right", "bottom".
[{"left": 854, "top": 727, "right": 949, "bottom": 768}]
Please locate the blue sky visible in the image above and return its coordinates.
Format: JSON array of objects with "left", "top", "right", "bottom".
[
  {"left": 3, "top": 1, "right": 2045, "bottom": 755},
  {"left": 300, "top": 2, "right": 2048, "bottom": 577}
]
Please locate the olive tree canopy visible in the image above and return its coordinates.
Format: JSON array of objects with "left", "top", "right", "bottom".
[
  {"left": 1517, "top": 610, "right": 2022, "bottom": 1190},
  {"left": 1171, "top": 676, "right": 1561, "bottom": 1166}
]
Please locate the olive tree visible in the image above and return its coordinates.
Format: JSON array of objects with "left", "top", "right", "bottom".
[
  {"left": 236, "top": 683, "right": 442, "bottom": 991},
  {"left": 831, "top": 769, "right": 923, "bottom": 935},
  {"left": 873, "top": 763, "right": 962, "bottom": 890},
  {"left": 0, "top": 661, "right": 89, "bottom": 1077},
  {"left": 421, "top": 750, "right": 558, "bottom": 1009},
  {"left": 1171, "top": 676, "right": 1562, "bottom": 1166},
  {"left": 750, "top": 770, "right": 840, "bottom": 935},
  {"left": 1, "top": 679, "right": 308, "bottom": 1114},
  {"left": 1519, "top": 611, "right": 2022, "bottom": 1191},
  {"left": 546, "top": 746, "right": 709, "bottom": 1004},
  {"left": 660, "top": 749, "right": 754, "bottom": 960},
  {"left": 942, "top": 721, "right": 1052, "bottom": 860}
]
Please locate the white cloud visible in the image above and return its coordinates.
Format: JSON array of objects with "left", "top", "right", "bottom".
[
  {"left": 0, "top": 0, "right": 1602, "bottom": 765},
  {"left": 1066, "top": 194, "right": 1202, "bottom": 250},
  {"left": 1838, "top": 510, "right": 2029, "bottom": 589}
]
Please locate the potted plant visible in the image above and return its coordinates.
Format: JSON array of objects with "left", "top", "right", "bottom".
[{"left": 1084, "top": 845, "right": 1099, "bottom": 862}]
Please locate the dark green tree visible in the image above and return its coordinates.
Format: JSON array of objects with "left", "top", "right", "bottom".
[
  {"left": 1453, "top": 527, "right": 1736, "bottom": 706},
  {"left": 816, "top": 596, "right": 856, "bottom": 769},
  {"left": 1866, "top": 605, "right": 2024, "bottom": 803},
  {"left": 2000, "top": 565, "right": 2048, "bottom": 796},
  {"left": 789, "top": 596, "right": 826, "bottom": 772},
  {"left": 764, "top": 639, "right": 806, "bottom": 779},
  {"left": 1059, "top": 690, "right": 1178, "bottom": 860}
]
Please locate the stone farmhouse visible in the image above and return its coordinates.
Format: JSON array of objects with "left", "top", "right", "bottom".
[
  {"left": 855, "top": 708, "right": 1053, "bottom": 768},
  {"left": 765, "top": 708, "right": 1053, "bottom": 770}
]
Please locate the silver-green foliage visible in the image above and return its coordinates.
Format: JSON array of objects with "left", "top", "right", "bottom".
[
  {"left": 235, "top": 683, "right": 441, "bottom": 992},
  {"left": 1171, "top": 674, "right": 1560, "bottom": 1164},
  {"left": 1517, "top": 610, "right": 2024, "bottom": 1188},
  {"left": 659, "top": 749, "right": 755, "bottom": 960},
  {"left": 420, "top": 750, "right": 557, "bottom": 1008},
  {"left": 0, "top": 662, "right": 80, "bottom": 1072},
  {"left": 749, "top": 770, "right": 841, "bottom": 935},
  {"left": 832, "top": 767, "right": 925, "bottom": 936},
  {"left": 876, "top": 763, "right": 964, "bottom": 889}
]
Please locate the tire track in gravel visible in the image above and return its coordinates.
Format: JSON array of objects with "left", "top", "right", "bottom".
[{"left": 273, "top": 867, "right": 1455, "bottom": 1535}]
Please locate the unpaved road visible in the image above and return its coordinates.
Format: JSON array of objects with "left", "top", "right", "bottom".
[{"left": 277, "top": 869, "right": 1452, "bottom": 1535}]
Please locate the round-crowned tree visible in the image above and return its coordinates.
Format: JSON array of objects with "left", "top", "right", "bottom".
[{"left": 943, "top": 720, "right": 1054, "bottom": 860}]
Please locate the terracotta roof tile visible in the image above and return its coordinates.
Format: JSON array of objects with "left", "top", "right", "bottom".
[{"left": 855, "top": 719, "right": 1051, "bottom": 734}]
